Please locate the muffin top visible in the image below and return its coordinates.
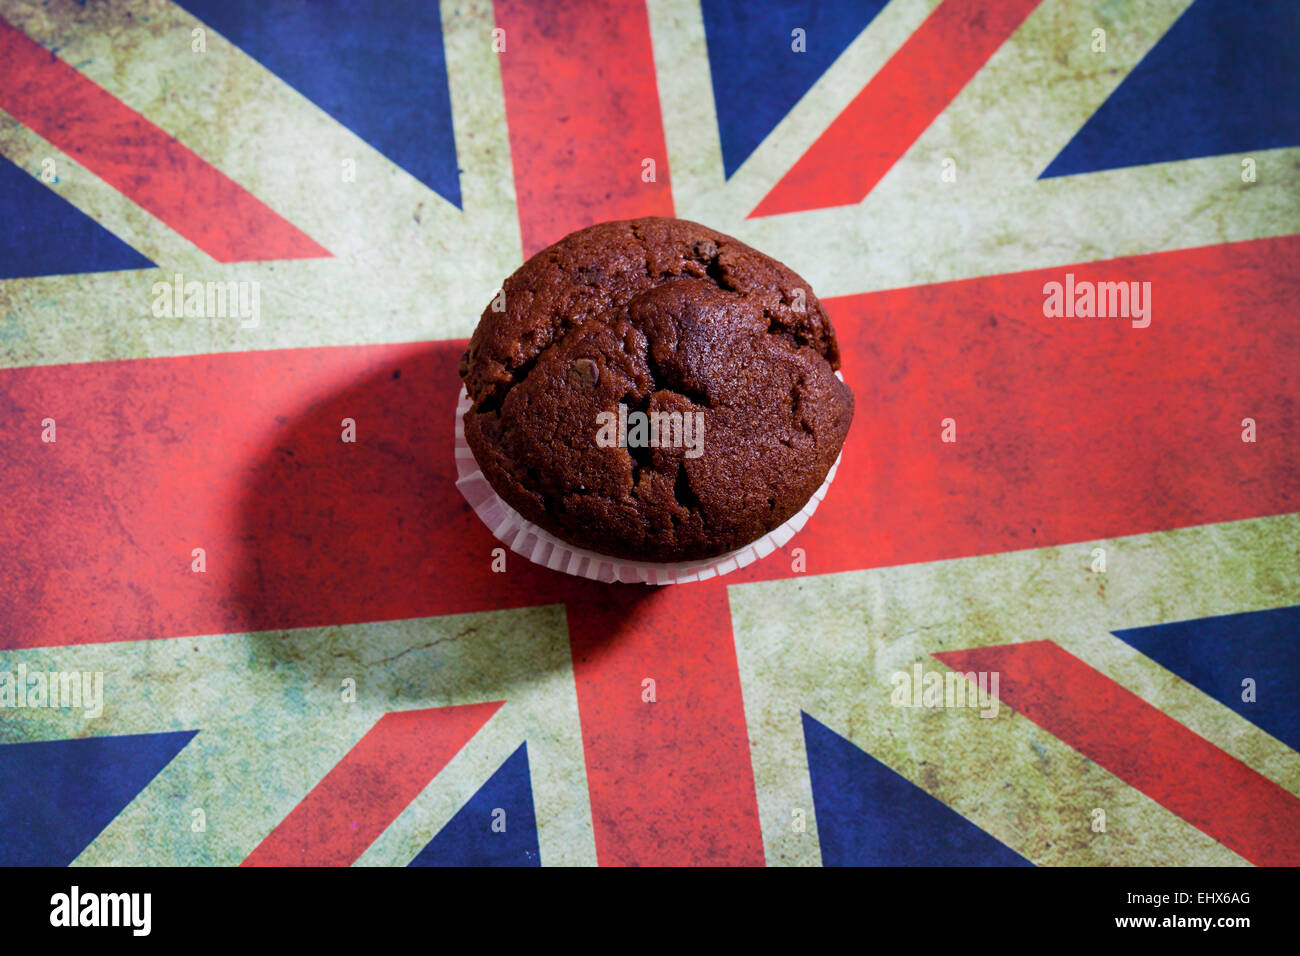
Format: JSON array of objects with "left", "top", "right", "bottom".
[{"left": 459, "top": 217, "right": 854, "bottom": 562}]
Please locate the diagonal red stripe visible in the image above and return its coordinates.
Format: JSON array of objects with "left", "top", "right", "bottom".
[
  {"left": 2, "top": 237, "right": 1296, "bottom": 650},
  {"left": 933, "top": 642, "right": 1300, "bottom": 866},
  {"left": 565, "top": 586, "right": 765, "bottom": 866},
  {"left": 493, "top": 0, "right": 674, "bottom": 257},
  {"left": 0, "top": 16, "right": 330, "bottom": 262},
  {"left": 751, "top": 0, "right": 1042, "bottom": 218},
  {"left": 242, "top": 702, "right": 503, "bottom": 866}
]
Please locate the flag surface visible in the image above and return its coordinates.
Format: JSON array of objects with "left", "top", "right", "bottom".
[{"left": 0, "top": 0, "right": 1297, "bottom": 866}]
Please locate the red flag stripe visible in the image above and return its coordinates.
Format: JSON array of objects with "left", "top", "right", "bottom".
[
  {"left": 0, "top": 17, "right": 330, "bottom": 262},
  {"left": 242, "top": 703, "right": 503, "bottom": 866},
  {"left": 0, "top": 340, "right": 560, "bottom": 648},
  {"left": 493, "top": 0, "right": 674, "bottom": 257},
  {"left": 565, "top": 586, "right": 765, "bottom": 866},
  {"left": 933, "top": 642, "right": 1300, "bottom": 866},
  {"left": 730, "top": 234, "right": 1300, "bottom": 583},
  {"left": 492, "top": 0, "right": 765, "bottom": 865},
  {"left": 2, "top": 236, "right": 1297, "bottom": 649},
  {"left": 751, "top": 0, "right": 1042, "bottom": 218}
]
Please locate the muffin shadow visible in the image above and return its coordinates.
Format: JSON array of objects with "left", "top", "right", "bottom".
[{"left": 229, "top": 339, "right": 642, "bottom": 702}]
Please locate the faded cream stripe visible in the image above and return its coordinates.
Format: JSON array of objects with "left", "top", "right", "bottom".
[
  {"left": 651, "top": 0, "right": 945, "bottom": 223},
  {"left": 1, "top": 605, "right": 594, "bottom": 866},
  {"left": 0, "top": 0, "right": 522, "bottom": 370},
  {"left": 650, "top": 0, "right": 1297, "bottom": 304},
  {"left": 730, "top": 513, "right": 1300, "bottom": 866},
  {"left": 0, "top": 115, "right": 214, "bottom": 273}
]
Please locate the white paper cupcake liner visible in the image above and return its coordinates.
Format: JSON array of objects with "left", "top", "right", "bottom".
[{"left": 453, "top": 385, "right": 842, "bottom": 585}]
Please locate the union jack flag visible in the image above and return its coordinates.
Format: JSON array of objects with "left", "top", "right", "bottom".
[{"left": 0, "top": 0, "right": 1297, "bottom": 867}]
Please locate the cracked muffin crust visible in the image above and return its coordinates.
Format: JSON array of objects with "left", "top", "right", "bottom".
[{"left": 459, "top": 217, "right": 854, "bottom": 562}]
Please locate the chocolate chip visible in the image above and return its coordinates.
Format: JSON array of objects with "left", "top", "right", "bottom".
[
  {"left": 567, "top": 358, "right": 599, "bottom": 387},
  {"left": 693, "top": 239, "right": 718, "bottom": 260}
]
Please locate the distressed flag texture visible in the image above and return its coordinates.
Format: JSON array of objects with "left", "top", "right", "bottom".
[{"left": 0, "top": 0, "right": 1297, "bottom": 867}]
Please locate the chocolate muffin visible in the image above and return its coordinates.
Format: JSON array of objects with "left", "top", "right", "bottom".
[{"left": 459, "top": 217, "right": 853, "bottom": 563}]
